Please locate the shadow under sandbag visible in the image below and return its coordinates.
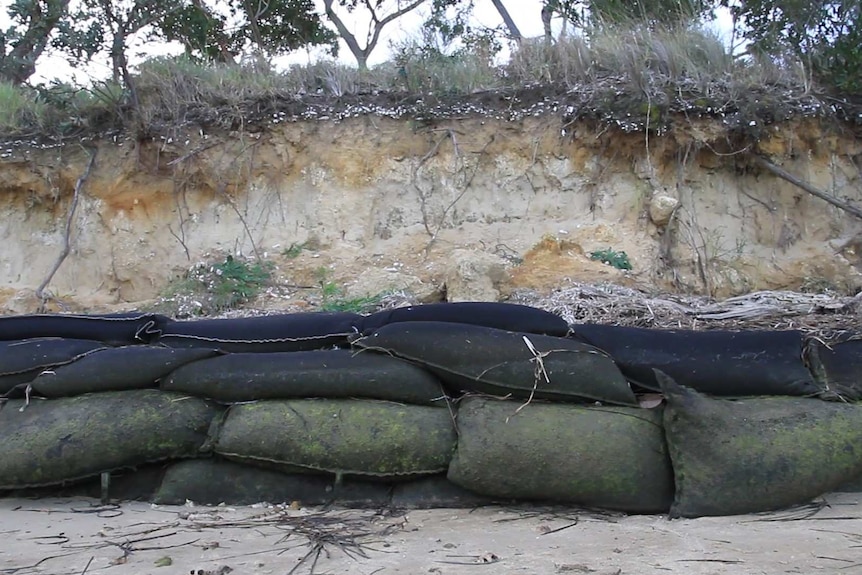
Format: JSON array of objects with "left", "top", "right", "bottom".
[{"left": 152, "top": 458, "right": 495, "bottom": 509}]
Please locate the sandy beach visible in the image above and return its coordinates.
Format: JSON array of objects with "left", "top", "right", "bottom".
[{"left": 2, "top": 493, "right": 860, "bottom": 575}]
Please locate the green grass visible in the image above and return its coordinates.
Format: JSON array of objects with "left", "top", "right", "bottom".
[
  {"left": 0, "top": 82, "right": 48, "bottom": 132},
  {"left": 157, "top": 254, "right": 273, "bottom": 316},
  {"left": 0, "top": 21, "right": 830, "bottom": 140},
  {"left": 281, "top": 242, "right": 307, "bottom": 258},
  {"left": 590, "top": 248, "right": 633, "bottom": 271},
  {"left": 315, "top": 268, "right": 385, "bottom": 313}
]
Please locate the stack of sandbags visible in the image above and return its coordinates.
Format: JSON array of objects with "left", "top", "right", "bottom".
[{"left": 2, "top": 303, "right": 862, "bottom": 518}]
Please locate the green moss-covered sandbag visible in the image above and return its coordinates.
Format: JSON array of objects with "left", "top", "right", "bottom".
[
  {"left": 215, "top": 399, "right": 456, "bottom": 478},
  {"left": 0, "top": 390, "right": 220, "bottom": 489},
  {"left": 447, "top": 397, "right": 673, "bottom": 513},
  {"left": 658, "top": 371, "right": 862, "bottom": 518}
]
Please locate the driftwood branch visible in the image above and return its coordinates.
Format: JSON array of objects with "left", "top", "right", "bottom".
[
  {"left": 754, "top": 155, "right": 862, "bottom": 220},
  {"left": 35, "top": 149, "right": 98, "bottom": 310}
]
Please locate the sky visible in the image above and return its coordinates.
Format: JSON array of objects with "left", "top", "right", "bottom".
[{"left": 0, "top": 0, "right": 735, "bottom": 85}]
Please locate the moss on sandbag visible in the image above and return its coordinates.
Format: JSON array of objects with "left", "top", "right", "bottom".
[
  {"left": 447, "top": 397, "right": 673, "bottom": 513},
  {"left": 215, "top": 399, "right": 456, "bottom": 478},
  {"left": 0, "top": 390, "right": 220, "bottom": 489},
  {"left": 658, "top": 371, "right": 862, "bottom": 518}
]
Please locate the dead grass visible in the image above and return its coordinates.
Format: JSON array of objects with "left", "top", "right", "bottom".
[
  {"left": 0, "top": 22, "right": 850, "bottom": 142},
  {"left": 509, "top": 282, "right": 862, "bottom": 340}
]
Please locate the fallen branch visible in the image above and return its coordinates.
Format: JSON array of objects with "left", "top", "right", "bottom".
[
  {"left": 754, "top": 155, "right": 862, "bottom": 220},
  {"left": 35, "top": 148, "right": 98, "bottom": 311}
]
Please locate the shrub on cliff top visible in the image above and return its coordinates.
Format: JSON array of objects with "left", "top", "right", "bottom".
[
  {"left": 0, "top": 19, "right": 844, "bottom": 141},
  {"left": 156, "top": 255, "right": 274, "bottom": 317}
]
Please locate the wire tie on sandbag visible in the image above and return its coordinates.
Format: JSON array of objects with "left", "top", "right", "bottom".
[
  {"left": 18, "top": 384, "right": 33, "bottom": 412},
  {"left": 522, "top": 336, "right": 550, "bottom": 384},
  {"left": 510, "top": 337, "right": 552, "bottom": 419}
]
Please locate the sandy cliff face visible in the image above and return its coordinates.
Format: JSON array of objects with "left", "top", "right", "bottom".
[{"left": 1, "top": 114, "right": 861, "bottom": 311}]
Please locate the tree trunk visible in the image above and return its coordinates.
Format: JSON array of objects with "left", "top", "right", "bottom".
[
  {"left": 0, "top": 0, "right": 71, "bottom": 85},
  {"left": 542, "top": 3, "right": 553, "bottom": 45},
  {"left": 490, "top": 0, "right": 523, "bottom": 44},
  {"left": 323, "top": 0, "right": 425, "bottom": 70}
]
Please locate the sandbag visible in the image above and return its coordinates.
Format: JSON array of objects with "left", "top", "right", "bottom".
[
  {"left": 447, "top": 397, "right": 673, "bottom": 513},
  {"left": 807, "top": 339, "right": 862, "bottom": 401},
  {"left": 162, "top": 349, "right": 447, "bottom": 405},
  {"left": 0, "top": 313, "right": 166, "bottom": 344},
  {"left": 30, "top": 346, "right": 221, "bottom": 397},
  {"left": 658, "top": 371, "right": 862, "bottom": 518},
  {"left": 358, "top": 302, "right": 570, "bottom": 337},
  {"left": 355, "top": 322, "right": 636, "bottom": 405},
  {"left": 0, "top": 390, "right": 220, "bottom": 488},
  {"left": 215, "top": 399, "right": 456, "bottom": 478},
  {"left": 159, "top": 312, "right": 360, "bottom": 352},
  {"left": 2, "top": 463, "right": 167, "bottom": 502},
  {"left": 153, "top": 458, "right": 392, "bottom": 507},
  {"left": 391, "top": 475, "right": 496, "bottom": 509},
  {"left": 0, "top": 338, "right": 107, "bottom": 394},
  {"left": 570, "top": 324, "right": 818, "bottom": 396}
]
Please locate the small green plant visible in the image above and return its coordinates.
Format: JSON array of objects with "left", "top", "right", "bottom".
[
  {"left": 314, "top": 267, "right": 384, "bottom": 313},
  {"left": 590, "top": 248, "right": 633, "bottom": 271},
  {"left": 322, "top": 293, "right": 384, "bottom": 313},
  {"left": 158, "top": 254, "right": 273, "bottom": 316},
  {"left": 282, "top": 242, "right": 306, "bottom": 258}
]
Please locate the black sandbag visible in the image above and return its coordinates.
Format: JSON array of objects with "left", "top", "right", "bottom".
[
  {"left": 29, "top": 346, "right": 221, "bottom": 397},
  {"left": 162, "top": 349, "right": 447, "bottom": 405},
  {"left": 447, "top": 397, "right": 673, "bottom": 513},
  {"left": 0, "top": 390, "right": 220, "bottom": 489},
  {"left": 0, "top": 338, "right": 107, "bottom": 394},
  {"left": 355, "top": 322, "right": 636, "bottom": 405},
  {"left": 391, "top": 476, "right": 497, "bottom": 509},
  {"left": 359, "top": 302, "right": 570, "bottom": 337},
  {"left": 569, "top": 324, "right": 818, "bottom": 396},
  {"left": 0, "top": 313, "right": 166, "bottom": 344},
  {"left": 658, "top": 371, "right": 862, "bottom": 518},
  {"left": 159, "top": 312, "right": 360, "bottom": 352},
  {"left": 215, "top": 399, "right": 456, "bottom": 478},
  {"left": 807, "top": 339, "right": 862, "bottom": 401},
  {"left": 153, "top": 458, "right": 393, "bottom": 507}
]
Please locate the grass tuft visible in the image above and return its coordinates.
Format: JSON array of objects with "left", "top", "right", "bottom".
[
  {"left": 155, "top": 254, "right": 274, "bottom": 317},
  {"left": 0, "top": 20, "right": 842, "bottom": 141}
]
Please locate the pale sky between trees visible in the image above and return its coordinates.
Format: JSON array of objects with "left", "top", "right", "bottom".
[{"left": 0, "top": 0, "right": 734, "bottom": 85}]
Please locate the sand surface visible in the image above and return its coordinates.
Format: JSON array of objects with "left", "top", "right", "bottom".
[{"left": 1, "top": 494, "right": 861, "bottom": 575}]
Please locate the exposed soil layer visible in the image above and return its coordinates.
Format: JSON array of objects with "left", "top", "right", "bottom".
[{"left": 1, "top": 109, "right": 861, "bottom": 313}]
